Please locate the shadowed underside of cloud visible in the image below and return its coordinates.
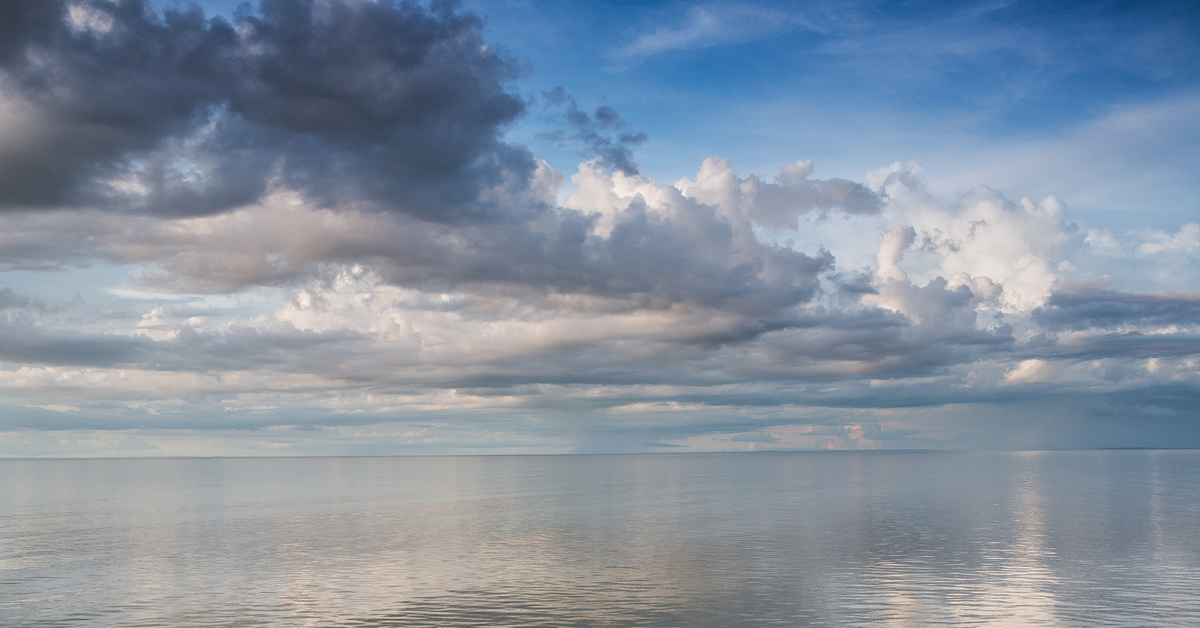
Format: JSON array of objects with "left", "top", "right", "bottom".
[{"left": 1033, "top": 282, "right": 1200, "bottom": 330}]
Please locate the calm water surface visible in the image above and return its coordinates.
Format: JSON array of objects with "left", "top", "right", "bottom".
[{"left": 1, "top": 451, "right": 1197, "bottom": 626}]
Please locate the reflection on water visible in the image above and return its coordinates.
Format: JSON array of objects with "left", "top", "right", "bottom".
[{"left": 1, "top": 451, "right": 1197, "bottom": 627}]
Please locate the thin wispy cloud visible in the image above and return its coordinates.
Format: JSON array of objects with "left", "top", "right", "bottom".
[{"left": 607, "top": 3, "right": 823, "bottom": 70}]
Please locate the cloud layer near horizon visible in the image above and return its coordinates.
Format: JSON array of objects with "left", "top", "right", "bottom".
[{"left": 0, "top": 0, "right": 1196, "bottom": 456}]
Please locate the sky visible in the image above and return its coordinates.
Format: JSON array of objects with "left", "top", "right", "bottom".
[{"left": 0, "top": 0, "right": 1196, "bottom": 457}]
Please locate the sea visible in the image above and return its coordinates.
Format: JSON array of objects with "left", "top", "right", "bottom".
[{"left": 1, "top": 450, "right": 1197, "bottom": 627}]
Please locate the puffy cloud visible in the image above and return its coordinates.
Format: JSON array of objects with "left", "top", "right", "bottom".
[
  {"left": 873, "top": 163, "right": 1085, "bottom": 311},
  {"left": 676, "top": 157, "right": 882, "bottom": 230},
  {"left": 1076, "top": 223, "right": 1200, "bottom": 290},
  {"left": 1003, "top": 359, "right": 1059, "bottom": 385},
  {"left": 1135, "top": 223, "right": 1200, "bottom": 257}
]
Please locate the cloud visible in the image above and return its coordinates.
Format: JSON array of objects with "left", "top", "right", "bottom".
[
  {"left": 538, "top": 87, "right": 647, "bottom": 175},
  {"left": 868, "top": 162, "right": 1087, "bottom": 311},
  {"left": 0, "top": 157, "right": 1189, "bottom": 420},
  {"left": 607, "top": 2, "right": 820, "bottom": 69},
  {"left": 0, "top": 1, "right": 1195, "bottom": 454},
  {"left": 0, "top": 287, "right": 31, "bottom": 310},
  {"left": 928, "top": 94, "right": 1200, "bottom": 223},
  {"left": 0, "top": 0, "right": 535, "bottom": 220},
  {"left": 1032, "top": 281, "right": 1200, "bottom": 331},
  {"left": 729, "top": 432, "right": 778, "bottom": 443},
  {"left": 1135, "top": 223, "right": 1200, "bottom": 258},
  {"left": 0, "top": 160, "right": 836, "bottom": 317},
  {"left": 676, "top": 158, "right": 882, "bottom": 230},
  {"left": 1003, "top": 358, "right": 1059, "bottom": 385}
]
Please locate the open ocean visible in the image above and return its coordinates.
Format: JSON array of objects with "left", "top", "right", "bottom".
[{"left": 1, "top": 450, "right": 1197, "bottom": 626}]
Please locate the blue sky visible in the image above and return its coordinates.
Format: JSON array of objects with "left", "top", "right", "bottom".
[
  {"left": 481, "top": 0, "right": 1199, "bottom": 225},
  {"left": 0, "top": 0, "right": 1196, "bottom": 456}
]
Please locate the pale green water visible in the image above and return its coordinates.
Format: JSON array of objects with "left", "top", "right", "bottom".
[{"left": 1, "top": 451, "right": 1197, "bottom": 626}]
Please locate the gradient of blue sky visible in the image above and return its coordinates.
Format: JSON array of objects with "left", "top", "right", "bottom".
[
  {"left": 479, "top": 0, "right": 1200, "bottom": 227},
  {"left": 0, "top": 0, "right": 1196, "bottom": 456}
]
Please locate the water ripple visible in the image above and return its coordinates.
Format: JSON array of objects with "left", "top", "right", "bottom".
[{"left": 1, "top": 451, "right": 1197, "bottom": 627}]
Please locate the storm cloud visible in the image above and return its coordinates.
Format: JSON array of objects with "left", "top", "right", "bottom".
[{"left": 0, "top": 0, "right": 533, "bottom": 219}]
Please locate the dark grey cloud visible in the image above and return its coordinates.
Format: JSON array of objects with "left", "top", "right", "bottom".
[
  {"left": 1033, "top": 284, "right": 1200, "bottom": 331},
  {"left": 0, "top": 320, "right": 145, "bottom": 367},
  {"left": 0, "top": 0, "right": 62, "bottom": 64},
  {"left": 0, "top": 0, "right": 534, "bottom": 220},
  {"left": 538, "top": 87, "right": 647, "bottom": 175},
  {"left": 1026, "top": 331, "right": 1200, "bottom": 361},
  {"left": 0, "top": 288, "right": 30, "bottom": 310},
  {"left": 0, "top": 286, "right": 64, "bottom": 320},
  {"left": 0, "top": 211, "right": 131, "bottom": 270},
  {"left": 0, "top": 0, "right": 222, "bottom": 210}
]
